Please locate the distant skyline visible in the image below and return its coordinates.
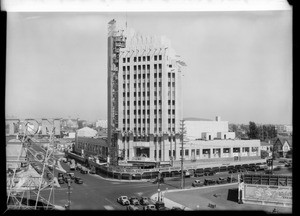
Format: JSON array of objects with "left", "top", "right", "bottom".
[{"left": 6, "top": 11, "right": 292, "bottom": 124}]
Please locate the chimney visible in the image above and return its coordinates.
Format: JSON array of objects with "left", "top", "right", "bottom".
[{"left": 216, "top": 116, "right": 221, "bottom": 122}]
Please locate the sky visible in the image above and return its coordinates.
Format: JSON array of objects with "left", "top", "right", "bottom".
[{"left": 5, "top": 10, "right": 292, "bottom": 124}]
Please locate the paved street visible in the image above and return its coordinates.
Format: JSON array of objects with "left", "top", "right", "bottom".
[{"left": 42, "top": 160, "right": 292, "bottom": 210}]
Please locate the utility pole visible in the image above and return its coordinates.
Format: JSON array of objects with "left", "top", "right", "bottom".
[
  {"left": 66, "top": 179, "right": 71, "bottom": 210},
  {"left": 180, "top": 120, "right": 186, "bottom": 189}
]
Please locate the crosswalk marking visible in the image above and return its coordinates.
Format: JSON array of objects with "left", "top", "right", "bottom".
[{"left": 104, "top": 205, "right": 114, "bottom": 210}]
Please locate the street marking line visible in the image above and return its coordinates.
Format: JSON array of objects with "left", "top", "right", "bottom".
[{"left": 104, "top": 205, "right": 114, "bottom": 210}]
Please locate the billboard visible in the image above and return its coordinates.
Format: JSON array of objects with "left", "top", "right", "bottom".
[{"left": 243, "top": 184, "right": 292, "bottom": 206}]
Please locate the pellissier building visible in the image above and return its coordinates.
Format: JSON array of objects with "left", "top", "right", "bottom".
[{"left": 107, "top": 19, "right": 261, "bottom": 167}]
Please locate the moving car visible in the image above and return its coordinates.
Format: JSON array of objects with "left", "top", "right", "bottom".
[
  {"left": 117, "top": 196, "right": 130, "bottom": 205},
  {"left": 127, "top": 205, "right": 139, "bottom": 211},
  {"left": 68, "top": 172, "right": 75, "bottom": 180},
  {"left": 129, "top": 197, "right": 140, "bottom": 205},
  {"left": 143, "top": 204, "right": 156, "bottom": 211},
  {"left": 139, "top": 197, "right": 150, "bottom": 205},
  {"left": 74, "top": 177, "right": 83, "bottom": 184},
  {"left": 216, "top": 177, "right": 227, "bottom": 184},
  {"left": 204, "top": 179, "right": 216, "bottom": 186},
  {"left": 192, "top": 180, "right": 204, "bottom": 187}
]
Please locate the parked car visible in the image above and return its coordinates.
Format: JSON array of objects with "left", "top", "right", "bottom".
[
  {"left": 204, "top": 179, "right": 216, "bottom": 186},
  {"left": 68, "top": 172, "right": 75, "bottom": 180},
  {"left": 204, "top": 169, "right": 215, "bottom": 176},
  {"left": 171, "top": 207, "right": 184, "bottom": 211},
  {"left": 81, "top": 167, "right": 88, "bottom": 174},
  {"left": 216, "top": 177, "right": 227, "bottom": 184},
  {"left": 143, "top": 204, "right": 156, "bottom": 211},
  {"left": 46, "top": 172, "right": 53, "bottom": 180},
  {"left": 117, "top": 196, "right": 130, "bottom": 205},
  {"left": 228, "top": 168, "right": 238, "bottom": 174},
  {"left": 58, "top": 177, "right": 64, "bottom": 184},
  {"left": 139, "top": 197, "right": 150, "bottom": 205},
  {"left": 265, "top": 170, "right": 273, "bottom": 175},
  {"left": 192, "top": 180, "right": 204, "bottom": 187},
  {"left": 129, "top": 197, "right": 140, "bottom": 205},
  {"left": 249, "top": 165, "right": 260, "bottom": 172},
  {"left": 155, "top": 201, "right": 165, "bottom": 210},
  {"left": 285, "top": 162, "right": 292, "bottom": 167},
  {"left": 89, "top": 169, "right": 96, "bottom": 174},
  {"left": 227, "top": 176, "right": 238, "bottom": 183},
  {"left": 58, "top": 172, "right": 64, "bottom": 178},
  {"left": 195, "top": 168, "right": 204, "bottom": 177},
  {"left": 127, "top": 205, "right": 139, "bottom": 211},
  {"left": 74, "top": 177, "right": 83, "bottom": 184}
]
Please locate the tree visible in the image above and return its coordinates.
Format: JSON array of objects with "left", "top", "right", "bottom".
[
  {"left": 248, "top": 121, "right": 259, "bottom": 139},
  {"left": 261, "top": 150, "right": 269, "bottom": 159}
]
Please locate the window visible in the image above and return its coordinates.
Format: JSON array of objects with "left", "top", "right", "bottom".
[
  {"left": 158, "top": 100, "right": 161, "bottom": 105},
  {"left": 159, "top": 82, "right": 161, "bottom": 87},
  {"left": 134, "top": 74, "right": 136, "bottom": 79},
  {"left": 123, "top": 75, "right": 126, "bottom": 80},
  {"left": 134, "top": 92, "right": 136, "bottom": 97},
  {"left": 159, "top": 64, "right": 162, "bottom": 69},
  {"left": 180, "top": 150, "right": 182, "bottom": 156},
  {"left": 143, "top": 100, "right": 145, "bottom": 105},
  {"left": 143, "top": 74, "right": 145, "bottom": 79},
  {"left": 123, "top": 83, "right": 125, "bottom": 89},
  {"left": 127, "top": 119, "right": 130, "bottom": 124},
  {"left": 147, "top": 56, "right": 150, "bottom": 61},
  {"left": 169, "top": 64, "right": 172, "bottom": 68},
  {"left": 138, "top": 74, "right": 141, "bottom": 79},
  {"left": 172, "top": 100, "right": 175, "bottom": 105},
  {"left": 154, "top": 150, "right": 156, "bottom": 158},
  {"left": 168, "top": 100, "right": 171, "bottom": 105},
  {"left": 168, "top": 109, "right": 171, "bottom": 114},
  {"left": 134, "top": 57, "right": 137, "bottom": 62},
  {"left": 147, "top": 118, "right": 150, "bottom": 123},
  {"left": 147, "top": 110, "right": 150, "bottom": 114},
  {"left": 172, "top": 82, "right": 175, "bottom": 87},
  {"left": 127, "top": 101, "right": 130, "bottom": 106},
  {"left": 138, "top": 100, "right": 141, "bottom": 105},
  {"left": 172, "top": 119, "right": 175, "bottom": 123},
  {"left": 168, "top": 73, "right": 171, "bottom": 78},
  {"left": 154, "top": 64, "right": 157, "bottom": 69},
  {"left": 159, "top": 150, "right": 161, "bottom": 158},
  {"left": 134, "top": 110, "right": 136, "bottom": 114},
  {"left": 159, "top": 55, "right": 162, "bottom": 60},
  {"left": 138, "top": 110, "right": 141, "bottom": 114},
  {"left": 147, "top": 100, "right": 150, "bottom": 105},
  {"left": 196, "top": 149, "right": 200, "bottom": 156},
  {"left": 138, "top": 57, "right": 141, "bottom": 62},
  {"left": 134, "top": 65, "right": 137, "bottom": 72},
  {"left": 123, "top": 66, "right": 126, "bottom": 72},
  {"left": 154, "top": 110, "right": 157, "bottom": 114},
  {"left": 127, "top": 58, "right": 130, "bottom": 63},
  {"left": 127, "top": 110, "right": 130, "bottom": 115},
  {"left": 168, "top": 119, "right": 171, "bottom": 123},
  {"left": 147, "top": 74, "right": 150, "bottom": 79},
  {"left": 169, "top": 150, "right": 171, "bottom": 156},
  {"left": 172, "top": 110, "right": 175, "bottom": 114},
  {"left": 134, "top": 119, "right": 136, "bottom": 123},
  {"left": 172, "top": 73, "right": 175, "bottom": 78},
  {"left": 123, "top": 92, "right": 125, "bottom": 97},
  {"left": 127, "top": 74, "right": 130, "bottom": 79},
  {"left": 185, "top": 149, "right": 189, "bottom": 156},
  {"left": 169, "top": 136, "right": 171, "bottom": 142},
  {"left": 154, "top": 73, "right": 157, "bottom": 78},
  {"left": 123, "top": 119, "right": 125, "bottom": 124},
  {"left": 127, "top": 66, "right": 130, "bottom": 71},
  {"left": 154, "top": 82, "right": 157, "bottom": 87},
  {"left": 127, "top": 92, "right": 130, "bottom": 97},
  {"left": 123, "top": 58, "right": 126, "bottom": 63},
  {"left": 154, "top": 55, "right": 157, "bottom": 61},
  {"left": 138, "top": 119, "right": 141, "bottom": 123},
  {"left": 143, "top": 56, "right": 146, "bottom": 61}
]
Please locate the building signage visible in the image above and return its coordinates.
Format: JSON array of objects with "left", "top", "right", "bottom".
[
  {"left": 243, "top": 184, "right": 292, "bottom": 205},
  {"left": 6, "top": 119, "right": 61, "bottom": 135}
]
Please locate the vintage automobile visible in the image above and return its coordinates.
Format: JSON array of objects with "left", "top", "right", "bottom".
[
  {"left": 129, "top": 197, "right": 140, "bottom": 205},
  {"left": 139, "top": 197, "right": 150, "bottom": 205},
  {"left": 171, "top": 207, "right": 184, "bottom": 211},
  {"left": 143, "top": 204, "right": 156, "bottom": 211},
  {"left": 204, "top": 178, "right": 216, "bottom": 186},
  {"left": 227, "top": 176, "right": 238, "bottom": 183},
  {"left": 192, "top": 180, "right": 204, "bottom": 187},
  {"left": 228, "top": 168, "right": 238, "bottom": 174},
  {"left": 216, "top": 177, "right": 227, "bottom": 184},
  {"left": 117, "top": 196, "right": 130, "bottom": 206},
  {"left": 68, "top": 172, "right": 75, "bottom": 180},
  {"left": 74, "top": 177, "right": 83, "bottom": 184},
  {"left": 127, "top": 205, "right": 139, "bottom": 211}
]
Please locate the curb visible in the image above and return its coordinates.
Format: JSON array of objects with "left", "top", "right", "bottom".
[{"left": 150, "top": 182, "right": 239, "bottom": 211}]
